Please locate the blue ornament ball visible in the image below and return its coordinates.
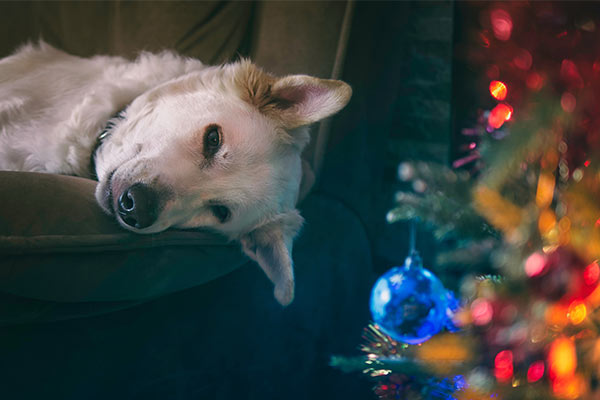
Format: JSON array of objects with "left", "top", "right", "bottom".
[{"left": 370, "top": 257, "right": 449, "bottom": 344}]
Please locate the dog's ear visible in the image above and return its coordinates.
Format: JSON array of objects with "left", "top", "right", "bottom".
[
  {"left": 239, "top": 210, "right": 304, "bottom": 306},
  {"left": 268, "top": 75, "right": 352, "bottom": 128},
  {"left": 234, "top": 61, "right": 352, "bottom": 129}
]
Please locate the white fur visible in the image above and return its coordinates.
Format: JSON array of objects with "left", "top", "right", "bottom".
[{"left": 0, "top": 42, "right": 351, "bottom": 305}]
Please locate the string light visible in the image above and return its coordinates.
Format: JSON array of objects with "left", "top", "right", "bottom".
[
  {"left": 561, "top": 92, "right": 576, "bottom": 113},
  {"left": 584, "top": 262, "right": 600, "bottom": 286},
  {"left": 494, "top": 350, "right": 514, "bottom": 382},
  {"left": 548, "top": 337, "right": 577, "bottom": 380},
  {"left": 489, "top": 81, "right": 507, "bottom": 100},
  {"left": 525, "top": 252, "right": 546, "bottom": 277},
  {"left": 490, "top": 9, "right": 513, "bottom": 41},
  {"left": 567, "top": 301, "right": 587, "bottom": 325},
  {"left": 488, "top": 103, "right": 513, "bottom": 129},
  {"left": 527, "top": 361, "right": 545, "bottom": 383},
  {"left": 471, "top": 298, "right": 493, "bottom": 325}
]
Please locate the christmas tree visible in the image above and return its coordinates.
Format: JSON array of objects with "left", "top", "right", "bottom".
[{"left": 333, "top": 2, "right": 600, "bottom": 399}]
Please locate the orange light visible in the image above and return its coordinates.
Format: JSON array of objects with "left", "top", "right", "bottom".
[
  {"left": 538, "top": 208, "right": 557, "bottom": 236},
  {"left": 552, "top": 374, "right": 586, "bottom": 399},
  {"left": 586, "top": 283, "right": 600, "bottom": 307},
  {"left": 494, "top": 350, "right": 514, "bottom": 382},
  {"left": 546, "top": 303, "right": 569, "bottom": 327},
  {"left": 548, "top": 337, "right": 577, "bottom": 379},
  {"left": 488, "top": 104, "right": 513, "bottom": 129},
  {"left": 567, "top": 301, "right": 587, "bottom": 325},
  {"left": 489, "top": 80, "right": 508, "bottom": 100},
  {"left": 536, "top": 172, "right": 556, "bottom": 208}
]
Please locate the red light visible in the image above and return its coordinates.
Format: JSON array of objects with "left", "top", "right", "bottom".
[
  {"left": 486, "top": 65, "right": 499, "bottom": 79},
  {"left": 494, "top": 350, "right": 514, "bottom": 382},
  {"left": 527, "top": 361, "right": 545, "bottom": 382},
  {"left": 584, "top": 261, "right": 600, "bottom": 286},
  {"left": 525, "top": 252, "right": 546, "bottom": 277},
  {"left": 489, "top": 81, "right": 508, "bottom": 100},
  {"left": 561, "top": 60, "right": 583, "bottom": 88},
  {"left": 471, "top": 298, "right": 493, "bottom": 325},
  {"left": 491, "top": 9, "right": 513, "bottom": 41},
  {"left": 526, "top": 72, "right": 544, "bottom": 91},
  {"left": 585, "top": 160, "right": 591, "bottom": 167},
  {"left": 513, "top": 49, "right": 533, "bottom": 70},
  {"left": 479, "top": 32, "right": 490, "bottom": 48},
  {"left": 561, "top": 93, "right": 576, "bottom": 113},
  {"left": 488, "top": 104, "right": 513, "bottom": 129}
]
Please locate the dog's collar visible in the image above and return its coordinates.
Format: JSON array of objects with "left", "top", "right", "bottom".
[{"left": 89, "top": 109, "right": 126, "bottom": 180}]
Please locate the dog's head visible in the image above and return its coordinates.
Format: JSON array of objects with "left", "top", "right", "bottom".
[{"left": 94, "top": 60, "right": 351, "bottom": 305}]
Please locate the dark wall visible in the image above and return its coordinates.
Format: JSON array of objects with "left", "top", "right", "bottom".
[{"left": 319, "top": 1, "right": 454, "bottom": 272}]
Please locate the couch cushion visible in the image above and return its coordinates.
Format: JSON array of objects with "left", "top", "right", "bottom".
[{"left": 0, "top": 171, "right": 246, "bottom": 302}]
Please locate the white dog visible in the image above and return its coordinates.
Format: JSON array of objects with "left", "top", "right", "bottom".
[{"left": 0, "top": 42, "right": 351, "bottom": 305}]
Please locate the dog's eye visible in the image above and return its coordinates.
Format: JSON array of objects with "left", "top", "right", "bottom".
[
  {"left": 211, "top": 205, "right": 231, "bottom": 223},
  {"left": 203, "top": 125, "right": 222, "bottom": 157}
]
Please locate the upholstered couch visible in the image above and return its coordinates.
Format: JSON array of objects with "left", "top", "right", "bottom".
[{"left": 0, "top": 2, "right": 374, "bottom": 399}]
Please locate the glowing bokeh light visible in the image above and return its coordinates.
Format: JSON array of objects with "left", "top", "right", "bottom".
[
  {"left": 527, "top": 360, "right": 545, "bottom": 383},
  {"left": 494, "top": 350, "right": 514, "bottom": 382},
  {"left": 584, "top": 261, "right": 600, "bottom": 286},
  {"left": 538, "top": 209, "right": 557, "bottom": 236},
  {"left": 526, "top": 72, "right": 544, "bottom": 90},
  {"left": 536, "top": 172, "right": 556, "bottom": 208},
  {"left": 490, "top": 9, "right": 513, "bottom": 41},
  {"left": 548, "top": 337, "right": 577, "bottom": 380},
  {"left": 489, "top": 80, "right": 507, "bottom": 100},
  {"left": 486, "top": 64, "right": 499, "bottom": 79},
  {"left": 552, "top": 374, "right": 585, "bottom": 399},
  {"left": 488, "top": 104, "right": 513, "bottom": 129},
  {"left": 567, "top": 300, "right": 587, "bottom": 325},
  {"left": 513, "top": 49, "right": 533, "bottom": 70},
  {"left": 560, "top": 59, "right": 583, "bottom": 88},
  {"left": 525, "top": 252, "right": 547, "bottom": 277},
  {"left": 471, "top": 298, "right": 493, "bottom": 325},
  {"left": 546, "top": 303, "right": 569, "bottom": 327},
  {"left": 561, "top": 92, "right": 576, "bottom": 113}
]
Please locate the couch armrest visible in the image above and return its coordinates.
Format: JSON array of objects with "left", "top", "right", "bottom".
[{"left": 0, "top": 171, "right": 246, "bottom": 302}]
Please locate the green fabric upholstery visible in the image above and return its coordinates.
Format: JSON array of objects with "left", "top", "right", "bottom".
[{"left": 0, "top": 172, "right": 245, "bottom": 302}]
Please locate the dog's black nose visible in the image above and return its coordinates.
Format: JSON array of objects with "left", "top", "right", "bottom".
[{"left": 117, "top": 183, "right": 159, "bottom": 229}]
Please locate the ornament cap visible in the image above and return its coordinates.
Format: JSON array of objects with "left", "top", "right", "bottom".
[{"left": 405, "top": 250, "right": 423, "bottom": 269}]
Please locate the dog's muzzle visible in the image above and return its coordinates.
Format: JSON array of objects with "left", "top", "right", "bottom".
[{"left": 117, "top": 183, "right": 160, "bottom": 229}]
